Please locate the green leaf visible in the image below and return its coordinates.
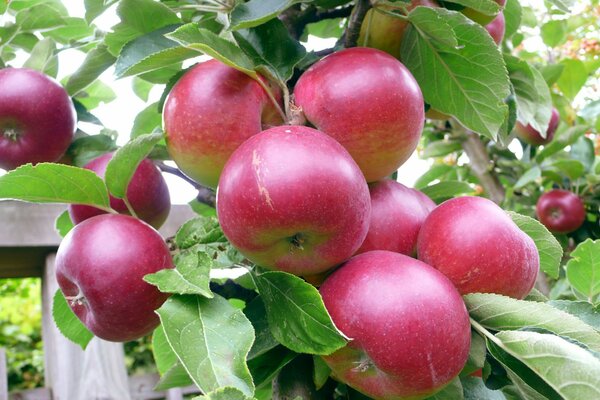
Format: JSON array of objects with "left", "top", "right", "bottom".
[
  {"left": 54, "top": 210, "right": 74, "bottom": 238},
  {"left": 494, "top": 330, "right": 600, "bottom": 399},
  {"left": 566, "top": 239, "right": 600, "bottom": 304},
  {"left": 104, "top": 132, "right": 163, "bottom": 199},
  {"left": 144, "top": 251, "right": 213, "bottom": 297},
  {"left": 230, "top": 0, "right": 302, "bottom": 31},
  {"left": 175, "top": 216, "right": 226, "bottom": 249},
  {"left": 244, "top": 297, "right": 279, "bottom": 360},
  {"left": 427, "top": 377, "right": 463, "bottom": 399},
  {"left": 16, "top": 2, "right": 66, "bottom": 31},
  {"left": 84, "top": 0, "right": 118, "bottom": 23},
  {"left": 441, "top": 0, "right": 500, "bottom": 15},
  {"left": 52, "top": 290, "right": 94, "bottom": 349},
  {"left": 131, "top": 77, "right": 154, "bottom": 102},
  {"left": 115, "top": 24, "right": 198, "bottom": 78},
  {"left": 194, "top": 386, "right": 251, "bottom": 400},
  {"left": 421, "top": 140, "right": 463, "bottom": 158},
  {"left": 131, "top": 102, "right": 162, "bottom": 138},
  {"left": 508, "top": 211, "right": 562, "bottom": 279},
  {"left": 556, "top": 59, "right": 588, "bottom": 100},
  {"left": 401, "top": 8, "right": 511, "bottom": 140},
  {"left": 75, "top": 80, "right": 116, "bottom": 110},
  {"left": 539, "top": 64, "right": 565, "bottom": 86},
  {"left": 408, "top": 6, "right": 459, "bottom": 48},
  {"left": 541, "top": 20, "right": 568, "bottom": 47},
  {"left": 461, "top": 331, "right": 486, "bottom": 376},
  {"left": 23, "top": 37, "right": 56, "bottom": 73},
  {"left": 419, "top": 181, "right": 475, "bottom": 202},
  {"left": 465, "top": 293, "right": 600, "bottom": 351},
  {"left": 415, "top": 164, "right": 453, "bottom": 189},
  {"left": 233, "top": 18, "right": 306, "bottom": 82},
  {"left": 152, "top": 325, "right": 177, "bottom": 375},
  {"left": 503, "top": 0, "right": 521, "bottom": 39},
  {"left": 167, "top": 24, "right": 256, "bottom": 76},
  {"left": 253, "top": 271, "right": 347, "bottom": 355},
  {"left": 547, "top": 0, "right": 574, "bottom": 13},
  {"left": 45, "top": 17, "right": 95, "bottom": 43},
  {"left": 569, "top": 137, "right": 595, "bottom": 172},
  {"left": 548, "top": 301, "right": 600, "bottom": 331},
  {"left": 66, "top": 133, "right": 117, "bottom": 167},
  {"left": 461, "top": 376, "right": 506, "bottom": 399},
  {"left": 504, "top": 55, "right": 552, "bottom": 136},
  {"left": 104, "top": 0, "right": 180, "bottom": 56},
  {"left": 66, "top": 44, "right": 116, "bottom": 96},
  {"left": 513, "top": 165, "right": 541, "bottom": 189},
  {"left": 547, "top": 159, "right": 585, "bottom": 180},
  {"left": 154, "top": 361, "right": 195, "bottom": 391},
  {"left": 313, "top": 356, "right": 331, "bottom": 390},
  {"left": 0, "top": 163, "right": 110, "bottom": 208},
  {"left": 536, "top": 125, "right": 588, "bottom": 162},
  {"left": 247, "top": 346, "right": 297, "bottom": 389},
  {"left": 156, "top": 294, "right": 255, "bottom": 396}
]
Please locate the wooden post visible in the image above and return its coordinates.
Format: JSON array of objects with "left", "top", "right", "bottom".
[
  {"left": 42, "top": 254, "right": 131, "bottom": 400},
  {"left": 0, "top": 348, "right": 7, "bottom": 400}
]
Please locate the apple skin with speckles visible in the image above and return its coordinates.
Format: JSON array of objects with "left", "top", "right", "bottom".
[
  {"left": 294, "top": 47, "right": 424, "bottom": 182},
  {"left": 163, "top": 59, "right": 282, "bottom": 188},
  {"left": 417, "top": 196, "right": 539, "bottom": 299},
  {"left": 515, "top": 107, "right": 560, "bottom": 146},
  {"left": 0, "top": 68, "right": 76, "bottom": 170},
  {"left": 485, "top": 11, "right": 505, "bottom": 45},
  {"left": 55, "top": 214, "right": 174, "bottom": 342},
  {"left": 356, "top": 179, "right": 436, "bottom": 256},
  {"left": 68, "top": 152, "right": 171, "bottom": 229},
  {"left": 536, "top": 189, "right": 586, "bottom": 234},
  {"left": 216, "top": 125, "right": 371, "bottom": 276},
  {"left": 320, "top": 250, "right": 471, "bottom": 400}
]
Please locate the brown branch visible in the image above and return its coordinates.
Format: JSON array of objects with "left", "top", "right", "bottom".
[
  {"left": 344, "top": 0, "right": 372, "bottom": 48},
  {"left": 156, "top": 161, "right": 216, "bottom": 207},
  {"left": 459, "top": 130, "right": 506, "bottom": 205},
  {"left": 280, "top": 4, "right": 354, "bottom": 40}
]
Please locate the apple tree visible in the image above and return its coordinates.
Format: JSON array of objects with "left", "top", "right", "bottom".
[{"left": 1, "top": 0, "right": 600, "bottom": 399}]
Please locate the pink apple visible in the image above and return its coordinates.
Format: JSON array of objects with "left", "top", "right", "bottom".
[
  {"left": 68, "top": 152, "right": 171, "bottom": 229},
  {"left": 485, "top": 11, "right": 505, "bottom": 45},
  {"left": 515, "top": 107, "right": 560, "bottom": 146},
  {"left": 356, "top": 179, "right": 435, "bottom": 256},
  {"left": 320, "top": 250, "right": 471, "bottom": 399},
  {"left": 536, "top": 189, "right": 586, "bottom": 234},
  {"left": 0, "top": 68, "right": 76, "bottom": 170},
  {"left": 417, "top": 196, "right": 539, "bottom": 299},
  {"left": 217, "top": 125, "right": 371, "bottom": 276},
  {"left": 463, "top": 0, "right": 506, "bottom": 25},
  {"left": 163, "top": 60, "right": 282, "bottom": 188},
  {"left": 294, "top": 47, "right": 424, "bottom": 182},
  {"left": 55, "top": 214, "right": 174, "bottom": 342}
]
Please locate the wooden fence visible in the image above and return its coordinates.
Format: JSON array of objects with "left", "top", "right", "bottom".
[{"left": 0, "top": 202, "right": 200, "bottom": 400}]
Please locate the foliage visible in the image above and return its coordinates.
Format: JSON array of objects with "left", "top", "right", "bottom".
[{"left": 0, "top": 0, "right": 599, "bottom": 399}]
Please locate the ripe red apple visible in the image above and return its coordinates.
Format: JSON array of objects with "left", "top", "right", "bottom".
[
  {"left": 0, "top": 68, "right": 76, "bottom": 170},
  {"left": 163, "top": 59, "right": 282, "bottom": 188},
  {"left": 55, "top": 214, "right": 174, "bottom": 342},
  {"left": 463, "top": 0, "right": 506, "bottom": 25},
  {"left": 515, "top": 107, "right": 560, "bottom": 146},
  {"left": 358, "top": 0, "right": 439, "bottom": 58},
  {"left": 417, "top": 196, "right": 539, "bottom": 299},
  {"left": 485, "top": 11, "right": 505, "bottom": 45},
  {"left": 68, "top": 152, "right": 171, "bottom": 229},
  {"left": 320, "top": 250, "right": 471, "bottom": 399},
  {"left": 356, "top": 179, "right": 435, "bottom": 256},
  {"left": 536, "top": 189, "right": 586, "bottom": 234},
  {"left": 294, "top": 47, "right": 424, "bottom": 182},
  {"left": 217, "top": 125, "right": 371, "bottom": 276}
]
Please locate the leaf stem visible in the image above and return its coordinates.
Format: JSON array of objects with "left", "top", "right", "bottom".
[{"left": 123, "top": 197, "right": 139, "bottom": 219}]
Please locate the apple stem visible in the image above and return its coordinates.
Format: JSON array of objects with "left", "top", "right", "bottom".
[
  {"left": 2, "top": 127, "right": 19, "bottom": 141},
  {"left": 256, "top": 78, "right": 287, "bottom": 123},
  {"left": 65, "top": 292, "right": 87, "bottom": 307}
]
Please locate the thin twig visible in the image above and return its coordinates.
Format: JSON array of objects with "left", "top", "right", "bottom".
[
  {"left": 156, "top": 161, "right": 216, "bottom": 207},
  {"left": 344, "top": 0, "right": 372, "bottom": 48}
]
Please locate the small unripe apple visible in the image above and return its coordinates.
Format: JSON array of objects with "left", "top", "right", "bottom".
[
  {"left": 485, "top": 11, "right": 505, "bottom": 45},
  {"left": 463, "top": 0, "right": 506, "bottom": 25},
  {"left": 217, "top": 125, "right": 371, "bottom": 276},
  {"left": 163, "top": 60, "right": 282, "bottom": 188},
  {"left": 294, "top": 47, "right": 424, "bottom": 182},
  {"left": 358, "top": 0, "right": 439, "bottom": 58},
  {"left": 0, "top": 68, "right": 76, "bottom": 170},
  {"left": 320, "top": 250, "right": 471, "bottom": 399},
  {"left": 68, "top": 152, "right": 171, "bottom": 229},
  {"left": 515, "top": 107, "right": 560, "bottom": 146},
  {"left": 417, "top": 196, "right": 539, "bottom": 299},
  {"left": 55, "top": 214, "right": 174, "bottom": 342},
  {"left": 536, "top": 189, "right": 586, "bottom": 234},
  {"left": 356, "top": 179, "right": 435, "bottom": 256}
]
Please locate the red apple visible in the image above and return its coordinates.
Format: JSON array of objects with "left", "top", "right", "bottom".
[
  {"left": 356, "top": 179, "right": 435, "bottom": 256},
  {"left": 536, "top": 189, "right": 586, "bottom": 234},
  {"left": 485, "top": 11, "right": 505, "bottom": 45},
  {"left": 417, "top": 196, "right": 539, "bottom": 299},
  {"left": 294, "top": 47, "right": 424, "bottom": 182},
  {"left": 68, "top": 152, "right": 171, "bottom": 229},
  {"left": 358, "top": 0, "right": 439, "bottom": 58},
  {"left": 55, "top": 214, "right": 174, "bottom": 342},
  {"left": 320, "top": 250, "right": 471, "bottom": 399},
  {"left": 0, "top": 68, "right": 76, "bottom": 170},
  {"left": 217, "top": 125, "right": 371, "bottom": 276},
  {"left": 163, "top": 59, "right": 282, "bottom": 188},
  {"left": 515, "top": 107, "right": 560, "bottom": 146},
  {"left": 463, "top": 0, "right": 506, "bottom": 25}
]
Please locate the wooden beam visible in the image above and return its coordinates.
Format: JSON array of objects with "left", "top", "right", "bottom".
[
  {"left": 8, "top": 387, "right": 52, "bottom": 400},
  {"left": 0, "top": 348, "right": 7, "bottom": 400}
]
